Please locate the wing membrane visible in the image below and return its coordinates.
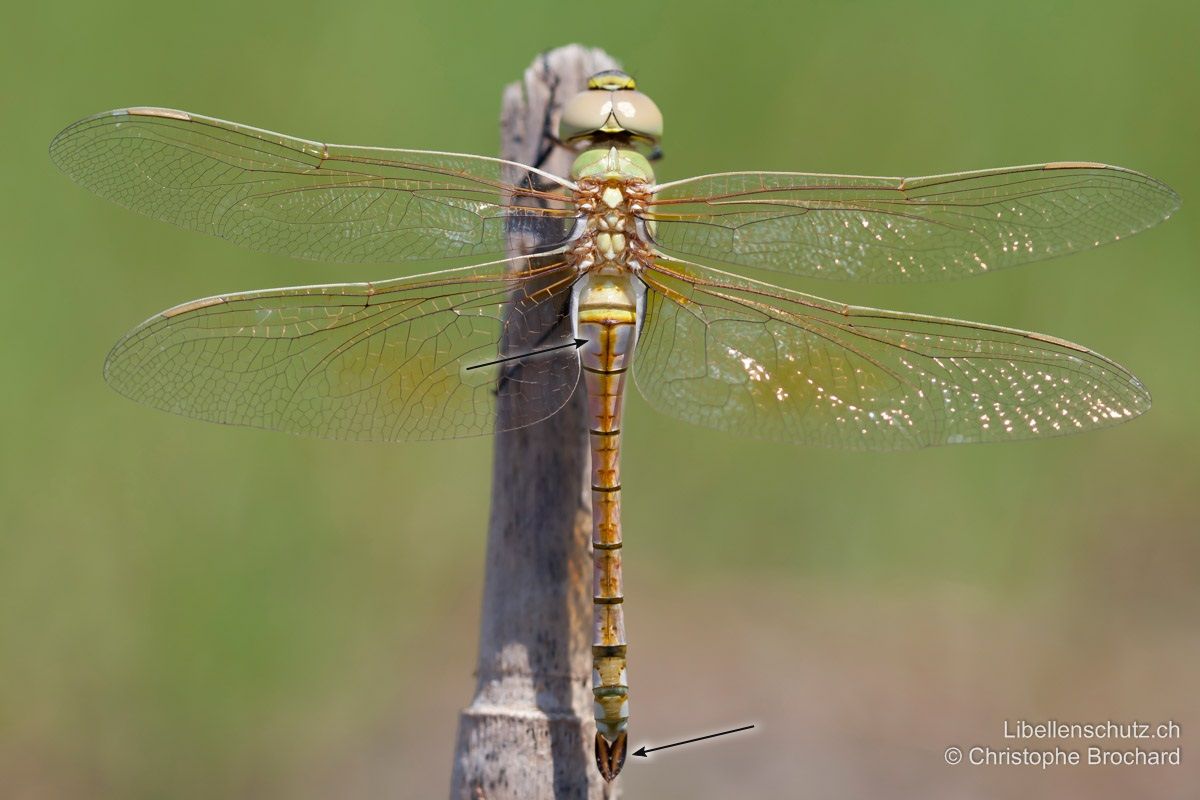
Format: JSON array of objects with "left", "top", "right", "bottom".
[
  {"left": 105, "top": 257, "right": 581, "bottom": 441},
  {"left": 648, "top": 164, "right": 1178, "bottom": 282},
  {"left": 51, "top": 108, "right": 578, "bottom": 264},
  {"left": 635, "top": 259, "right": 1150, "bottom": 449}
]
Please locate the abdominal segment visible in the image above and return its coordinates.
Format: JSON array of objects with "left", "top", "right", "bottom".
[{"left": 575, "top": 271, "right": 641, "bottom": 781}]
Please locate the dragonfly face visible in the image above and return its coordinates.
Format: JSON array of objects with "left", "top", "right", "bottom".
[{"left": 50, "top": 70, "right": 1178, "bottom": 783}]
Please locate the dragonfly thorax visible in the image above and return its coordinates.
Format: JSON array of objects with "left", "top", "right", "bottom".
[{"left": 571, "top": 168, "right": 654, "bottom": 276}]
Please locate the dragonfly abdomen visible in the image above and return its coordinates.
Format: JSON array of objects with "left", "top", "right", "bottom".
[{"left": 575, "top": 273, "right": 642, "bottom": 782}]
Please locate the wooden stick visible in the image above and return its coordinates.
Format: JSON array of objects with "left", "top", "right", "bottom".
[{"left": 449, "top": 45, "right": 621, "bottom": 800}]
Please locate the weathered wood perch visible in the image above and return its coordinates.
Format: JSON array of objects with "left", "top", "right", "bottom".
[{"left": 449, "top": 45, "right": 621, "bottom": 800}]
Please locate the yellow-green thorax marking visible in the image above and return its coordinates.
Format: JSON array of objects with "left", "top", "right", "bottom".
[{"left": 560, "top": 69, "right": 661, "bottom": 783}]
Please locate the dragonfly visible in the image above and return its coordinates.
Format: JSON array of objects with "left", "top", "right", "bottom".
[{"left": 51, "top": 70, "right": 1178, "bottom": 782}]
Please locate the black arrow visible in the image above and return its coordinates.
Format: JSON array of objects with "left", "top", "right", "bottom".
[
  {"left": 465, "top": 338, "right": 587, "bottom": 371},
  {"left": 632, "top": 724, "right": 755, "bottom": 758}
]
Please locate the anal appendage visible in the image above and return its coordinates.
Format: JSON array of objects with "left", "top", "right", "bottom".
[{"left": 595, "top": 730, "right": 628, "bottom": 782}]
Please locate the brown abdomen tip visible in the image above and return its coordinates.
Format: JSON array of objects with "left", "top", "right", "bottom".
[{"left": 594, "top": 730, "right": 628, "bottom": 782}]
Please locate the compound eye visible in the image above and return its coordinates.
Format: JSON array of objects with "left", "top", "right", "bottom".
[
  {"left": 559, "top": 91, "right": 613, "bottom": 141},
  {"left": 610, "top": 91, "right": 663, "bottom": 140}
]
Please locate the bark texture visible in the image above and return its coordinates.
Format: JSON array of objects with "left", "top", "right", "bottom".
[{"left": 449, "top": 45, "right": 621, "bottom": 800}]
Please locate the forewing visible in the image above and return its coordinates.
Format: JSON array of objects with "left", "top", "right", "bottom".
[
  {"left": 105, "top": 258, "right": 581, "bottom": 441},
  {"left": 635, "top": 259, "right": 1150, "bottom": 449},
  {"left": 51, "top": 108, "right": 577, "bottom": 264},
  {"left": 647, "top": 164, "right": 1178, "bottom": 282}
]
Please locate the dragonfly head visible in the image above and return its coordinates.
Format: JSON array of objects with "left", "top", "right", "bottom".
[{"left": 559, "top": 70, "right": 663, "bottom": 147}]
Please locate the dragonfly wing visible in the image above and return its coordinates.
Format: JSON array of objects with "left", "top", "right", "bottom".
[
  {"left": 51, "top": 108, "right": 577, "bottom": 264},
  {"left": 635, "top": 258, "right": 1150, "bottom": 449},
  {"left": 105, "top": 257, "right": 581, "bottom": 441},
  {"left": 647, "top": 164, "right": 1178, "bottom": 282}
]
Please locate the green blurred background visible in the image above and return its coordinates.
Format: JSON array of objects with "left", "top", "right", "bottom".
[{"left": 3, "top": 1, "right": 1198, "bottom": 797}]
